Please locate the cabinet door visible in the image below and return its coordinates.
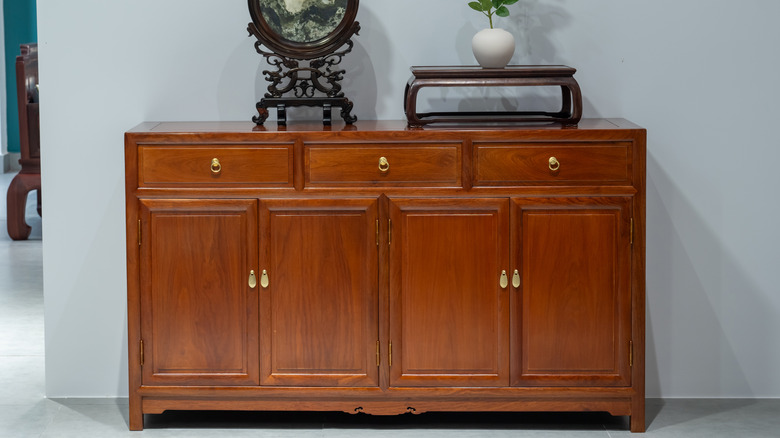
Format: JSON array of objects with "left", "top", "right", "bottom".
[
  {"left": 259, "top": 199, "right": 379, "bottom": 387},
  {"left": 139, "top": 199, "right": 259, "bottom": 386},
  {"left": 389, "top": 198, "right": 510, "bottom": 387},
  {"left": 511, "top": 197, "right": 632, "bottom": 387}
]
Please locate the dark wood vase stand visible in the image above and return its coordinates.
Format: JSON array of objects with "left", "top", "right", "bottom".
[{"left": 404, "top": 65, "right": 582, "bottom": 127}]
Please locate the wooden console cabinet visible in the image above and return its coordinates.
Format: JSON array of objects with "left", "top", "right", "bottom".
[{"left": 125, "top": 119, "right": 646, "bottom": 432}]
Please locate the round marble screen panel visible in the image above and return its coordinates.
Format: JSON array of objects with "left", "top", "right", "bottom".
[{"left": 258, "top": 0, "right": 348, "bottom": 43}]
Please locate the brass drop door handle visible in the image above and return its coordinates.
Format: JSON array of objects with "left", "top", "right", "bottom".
[
  {"left": 248, "top": 270, "right": 257, "bottom": 289},
  {"left": 500, "top": 270, "right": 509, "bottom": 289},
  {"left": 260, "top": 270, "right": 269, "bottom": 288},
  {"left": 512, "top": 269, "right": 520, "bottom": 288}
]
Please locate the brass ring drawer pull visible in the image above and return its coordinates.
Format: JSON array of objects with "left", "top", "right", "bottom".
[
  {"left": 211, "top": 158, "right": 222, "bottom": 174},
  {"left": 548, "top": 156, "right": 560, "bottom": 172},
  {"left": 378, "top": 156, "right": 390, "bottom": 172}
]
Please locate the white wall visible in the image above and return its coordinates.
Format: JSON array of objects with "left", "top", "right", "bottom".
[{"left": 38, "top": 0, "right": 780, "bottom": 398}]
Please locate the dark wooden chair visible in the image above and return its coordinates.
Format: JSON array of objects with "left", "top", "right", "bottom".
[{"left": 6, "top": 43, "right": 40, "bottom": 240}]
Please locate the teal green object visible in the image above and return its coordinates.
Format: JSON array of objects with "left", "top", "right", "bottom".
[{"left": 4, "top": 0, "right": 37, "bottom": 154}]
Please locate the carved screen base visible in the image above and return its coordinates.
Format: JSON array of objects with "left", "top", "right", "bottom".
[{"left": 253, "top": 97, "right": 357, "bottom": 126}]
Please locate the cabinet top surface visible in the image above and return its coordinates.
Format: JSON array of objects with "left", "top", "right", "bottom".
[{"left": 127, "top": 119, "right": 643, "bottom": 135}]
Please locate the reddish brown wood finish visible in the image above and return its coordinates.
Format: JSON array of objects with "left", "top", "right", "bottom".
[
  {"left": 306, "top": 143, "right": 461, "bottom": 186},
  {"left": 7, "top": 43, "right": 40, "bottom": 240},
  {"left": 139, "top": 199, "right": 259, "bottom": 386},
  {"left": 125, "top": 119, "right": 646, "bottom": 432},
  {"left": 258, "top": 199, "right": 379, "bottom": 386},
  {"left": 389, "top": 198, "right": 510, "bottom": 387},
  {"left": 139, "top": 145, "right": 293, "bottom": 186},
  {"left": 474, "top": 142, "right": 630, "bottom": 185},
  {"left": 511, "top": 198, "right": 632, "bottom": 387}
]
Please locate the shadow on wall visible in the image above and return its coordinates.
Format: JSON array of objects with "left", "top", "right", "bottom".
[
  {"left": 645, "top": 152, "right": 769, "bottom": 397},
  {"left": 415, "top": 0, "right": 575, "bottom": 114}
]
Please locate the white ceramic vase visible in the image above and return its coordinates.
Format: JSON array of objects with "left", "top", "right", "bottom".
[{"left": 471, "top": 28, "right": 515, "bottom": 69}]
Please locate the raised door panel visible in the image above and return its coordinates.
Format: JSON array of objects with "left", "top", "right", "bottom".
[
  {"left": 139, "top": 199, "right": 259, "bottom": 386},
  {"left": 259, "top": 199, "right": 379, "bottom": 386},
  {"left": 389, "top": 198, "right": 510, "bottom": 387},
  {"left": 511, "top": 197, "right": 631, "bottom": 387}
]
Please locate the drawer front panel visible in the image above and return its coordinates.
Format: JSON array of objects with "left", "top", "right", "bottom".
[
  {"left": 474, "top": 143, "right": 630, "bottom": 185},
  {"left": 306, "top": 143, "right": 461, "bottom": 186},
  {"left": 139, "top": 145, "right": 293, "bottom": 186}
]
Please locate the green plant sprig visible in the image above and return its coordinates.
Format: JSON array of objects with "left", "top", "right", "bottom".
[{"left": 468, "top": 0, "right": 519, "bottom": 29}]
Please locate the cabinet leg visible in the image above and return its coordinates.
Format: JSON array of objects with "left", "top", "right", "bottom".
[
  {"left": 630, "top": 397, "right": 646, "bottom": 432},
  {"left": 129, "top": 395, "right": 143, "bottom": 431},
  {"left": 6, "top": 172, "right": 40, "bottom": 240}
]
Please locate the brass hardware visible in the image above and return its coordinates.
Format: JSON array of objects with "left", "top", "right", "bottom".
[
  {"left": 389, "top": 341, "right": 393, "bottom": 367},
  {"left": 630, "top": 218, "right": 634, "bottom": 246},
  {"left": 500, "top": 270, "right": 509, "bottom": 289},
  {"left": 378, "top": 156, "right": 390, "bottom": 172},
  {"left": 376, "top": 341, "right": 380, "bottom": 367},
  {"left": 376, "top": 220, "right": 380, "bottom": 247},
  {"left": 138, "top": 220, "right": 141, "bottom": 246},
  {"left": 140, "top": 340, "right": 144, "bottom": 366},
  {"left": 630, "top": 341, "right": 634, "bottom": 367},
  {"left": 248, "top": 270, "right": 257, "bottom": 289},
  {"left": 210, "top": 157, "right": 222, "bottom": 174},
  {"left": 260, "top": 270, "right": 269, "bottom": 288},
  {"left": 512, "top": 269, "right": 520, "bottom": 288},
  {"left": 548, "top": 156, "right": 560, "bottom": 172}
]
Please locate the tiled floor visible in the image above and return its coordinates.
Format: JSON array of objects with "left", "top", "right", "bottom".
[{"left": 1, "top": 171, "right": 779, "bottom": 437}]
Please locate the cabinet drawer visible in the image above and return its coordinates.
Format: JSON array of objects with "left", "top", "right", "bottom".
[
  {"left": 139, "top": 145, "right": 292, "bottom": 186},
  {"left": 306, "top": 143, "right": 461, "bottom": 186},
  {"left": 474, "top": 142, "right": 630, "bottom": 185}
]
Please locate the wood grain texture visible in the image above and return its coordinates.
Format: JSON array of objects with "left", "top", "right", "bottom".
[
  {"left": 630, "top": 127, "right": 647, "bottom": 433},
  {"left": 389, "top": 198, "right": 510, "bottom": 386},
  {"left": 511, "top": 197, "right": 631, "bottom": 387},
  {"left": 139, "top": 145, "right": 293, "bottom": 186},
  {"left": 142, "top": 398, "right": 632, "bottom": 417},
  {"left": 306, "top": 143, "right": 460, "bottom": 186},
  {"left": 139, "top": 199, "right": 259, "bottom": 386},
  {"left": 125, "top": 119, "right": 646, "bottom": 431},
  {"left": 474, "top": 143, "right": 630, "bottom": 185},
  {"left": 6, "top": 44, "right": 40, "bottom": 241},
  {"left": 259, "top": 199, "right": 379, "bottom": 386}
]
